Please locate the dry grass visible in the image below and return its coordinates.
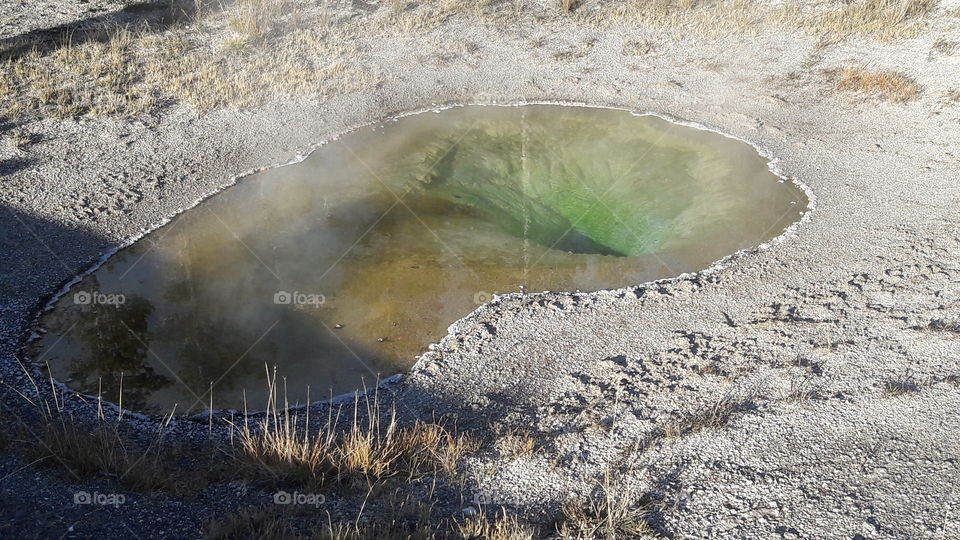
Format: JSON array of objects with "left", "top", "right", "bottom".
[
  {"left": 206, "top": 505, "right": 537, "bottom": 539},
  {"left": 559, "top": 0, "right": 580, "bottom": 15},
  {"left": 494, "top": 428, "right": 537, "bottom": 458},
  {"left": 598, "top": 0, "right": 937, "bottom": 41},
  {"left": 6, "top": 375, "right": 177, "bottom": 494},
  {"left": 233, "top": 377, "right": 480, "bottom": 489},
  {"left": 31, "top": 418, "right": 172, "bottom": 492},
  {"left": 308, "top": 492, "right": 446, "bottom": 539},
  {"left": 314, "top": 521, "right": 442, "bottom": 540},
  {"left": 1, "top": 28, "right": 161, "bottom": 118},
  {"left": 8, "top": 369, "right": 495, "bottom": 537},
  {"left": 931, "top": 38, "right": 958, "bottom": 56},
  {"left": 659, "top": 393, "right": 756, "bottom": 440},
  {"left": 832, "top": 66, "right": 922, "bottom": 103},
  {"left": 785, "top": 374, "right": 822, "bottom": 403},
  {"left": 0, "top": 0, "right": 943, "bottom": 119},
  {"left": 203, "top": 507, "right": 298, "bottom": 540},
  {"left": 621, "top": 392, "right": 760, "bottom": 456},
  {"left": 457, "top": 509, "right": 538, "bottom": 540},
  {"left": 883, "top": 378, "right": 921, "bottom": 395},
  {"left": 883, "top": 372, "right": 922, "bottom": 395},
  {"left": 6, "top": 370, "right": 676, "bottom": 539},
  {"left": 378, "top": 0, "right": 461, "bottom": 34},
  {"left": 808, "top": 0, "right": 937, "bottom": 42},
  {"left": 7, "top": 129, "right": 32, "bottom": 150},
  {"left": 229, "top": 0, "right": 287, "bottom": 43},
  {"left": 599, "top": 0, "right": 760, "bottom": 38},
  {"left": 555, "top": 470, "right": 659, "bottom": 539},
  {"left": 0, "top": 3, "right": 377, "bottom": 119},
  {"left": 622, "top": 38, "right": 657, "bottom": 56}
]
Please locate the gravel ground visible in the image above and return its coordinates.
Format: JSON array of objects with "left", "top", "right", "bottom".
[{"left": 1, "top": 1, "right": 960, "bottom": 538}]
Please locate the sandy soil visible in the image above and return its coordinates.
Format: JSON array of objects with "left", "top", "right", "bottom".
[{"left": 1, "top": 1, "right": 960, "bottom": 538}]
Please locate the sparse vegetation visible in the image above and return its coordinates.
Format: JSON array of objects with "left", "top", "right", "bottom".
[
  {"left": 623, "top": 392, "right": 761, "bottom": 455},
  {"left": 0, "top": 0, "right": 944, "bottom": 120},
  {"left": 494, "top": 428, "right": 537, "bottom": 458},
  {"left": 555, "top": 470, "right": 660, "bottom": 539},
  {"left": 785, "top": 374, "right": 822, "bottom": 403},
  {"left": 659, "top": 393, "right": 757, "bottom": 440},
  {"left": 204, "top": 503, "right": 539, "bottom": 539},
  {"left": 883, "top": 375, "right": 921, "bottom": 395},
  {"left": 920, "top": 319, "right": 960, "bottom": 333},
  {"left": 831, "top": 66, "right": 922, "bottom": 103},
  {"left": 3, "top": 374, "right": 176, "bottom": 493},
  {"left": 458, "top": 508, "right": 538, "bottom": 540},
  {"left": 930, "top": 38, "right": 958, "bottom": 56},
  {"left": 7, "top": 129, "right": 32, "bottom": 150},
  {"left": 29, "top": 415, "right": 172, "bottom": 492},
  {"left": 0, "top": 4, "right": 376, "bottom": 119},
  {"left": 879, "top": 371, "right": 960, "bottom": 396},
  {"left": 232, "top": 381, "right": 480, "bottom": 489},
  {"left": 559, "top": 0, "right": 579, "bottom": 15},
  {"left": 807, "top": 0, "right": 937, "bottom": 42},
  {"left": 7, "top": 365, "right": 685, "bottom": 538},
  {"left": 0, "top": 1, "right": 954, "bottom": 537},
  {"left": 203, "top": 507, "right": 298, "bottom": 540},
  {"left": 601, "top": 0, "right": 938, "bottom": 42},
  {"left": 313, "top": 519, "right": 444, "bottom": 540},
  {"left": 622, "top": 38, "right": 656, "bottom": 56}
]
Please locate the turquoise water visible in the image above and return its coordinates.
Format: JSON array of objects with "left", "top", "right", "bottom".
[{"left": 29, "top": 105, "right": 807, "bottom": 413}]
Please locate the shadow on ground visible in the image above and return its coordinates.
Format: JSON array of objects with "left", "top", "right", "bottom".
[{"left": 0, "top": 0, "right": 230, "bottom": 61}]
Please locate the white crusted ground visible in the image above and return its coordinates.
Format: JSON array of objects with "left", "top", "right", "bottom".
[{"left": 1, "top": 1, "right": 959, "bottom": 538}]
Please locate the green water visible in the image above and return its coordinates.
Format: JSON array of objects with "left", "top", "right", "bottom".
[{"left": 29, "top": 105, "right": 807, "bottom": 414}]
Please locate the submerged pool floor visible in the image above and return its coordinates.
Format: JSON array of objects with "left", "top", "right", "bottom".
[{"left": 29, "top": 105, "right": 807, "bottom": 413}]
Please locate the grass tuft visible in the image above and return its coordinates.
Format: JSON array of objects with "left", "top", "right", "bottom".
[
  {"left": 7, "top": 373, "right": 177, "bottom": 494},
  {"left": 494, "top": 428, "right": 537, "bottom": 458},
  {"left": 457, "top": 508, "right": 538, "bottom": 540},
  {"left": 622, "top": 38, "right": 656, "bottom": 56},
  {"left": 555, "top": 470, "right": 660, "bottom": 539},
  {"left": 883, "top": 373, "right": 921, "bottom": 395},
  {"left": 659, "top": 393, "right": 757, "bottom": 439},
  {"left": 559, "top": 0, "right": 580, "bottom": 15},
  {"left": 7, "top": 129, "right": 32, "bottom": 149},
  {"left": 809, "top": 0, "right": 937, "bottom": 42},
  {"left": 232, "top": 374, "right": 479, "bottom": 489},
  {"left": 203, "top": 507, "right": 297, "bottom": 540},
  {"left": 831, "top": 66, "right": 922, "bottom": 103}
]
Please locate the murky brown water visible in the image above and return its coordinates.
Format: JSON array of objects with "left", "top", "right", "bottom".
[{"left": 29, "top": 105, "right": 807, "bottom": 414}]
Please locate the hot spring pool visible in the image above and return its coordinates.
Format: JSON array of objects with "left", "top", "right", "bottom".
[{"left": 29, "top": 105, "right": 808, "bottom": 413}]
